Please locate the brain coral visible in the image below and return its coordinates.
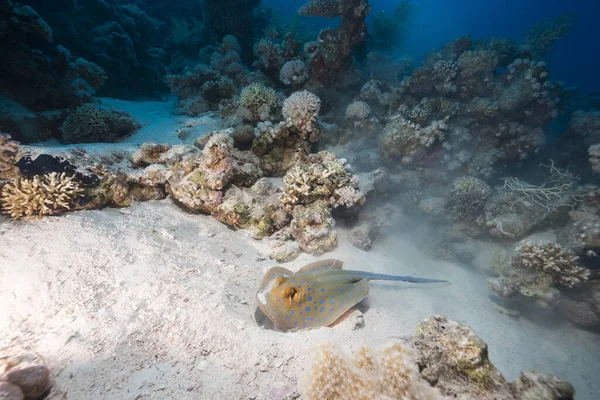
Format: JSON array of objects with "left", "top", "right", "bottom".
[{"left": 60, "top": 103, "right": 141, "bottom": 144}]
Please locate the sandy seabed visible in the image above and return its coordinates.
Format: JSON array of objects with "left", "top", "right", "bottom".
[{"left": 1, "top": 98, "right": 599, "bottom": 399}]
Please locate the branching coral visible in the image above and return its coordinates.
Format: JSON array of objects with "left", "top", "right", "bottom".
[
  {"left": 524, "top": 13, "right": 575, "bottom": 59},
  {"left": 282, "top": 90, "right": 321, "bottom": 141},
  {"left": 238, "top": 83, "right": 278, "bottom": 122},
  {"left": 512, "top": 241, "right": 589, "bottom": 288},
  {"left": 498, "top": 160, "right": 580, "bottom": 212},
  {"left": 299, "top": 343, "right": 442, "bottom": 400},
  {"left": 281, "top": 151, "right": 364, "bottom": 210},
  {"left": 1, "top": 172, "right": 83, "bottom": 219}
]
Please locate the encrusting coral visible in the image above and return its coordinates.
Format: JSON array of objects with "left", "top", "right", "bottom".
[{"left": 1, "top": 172, "right": 84, "bottom": 219}]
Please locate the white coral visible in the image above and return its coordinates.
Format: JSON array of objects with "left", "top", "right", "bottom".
[{"left": 345, "top": 101, "right": 371, "bottom": 120}]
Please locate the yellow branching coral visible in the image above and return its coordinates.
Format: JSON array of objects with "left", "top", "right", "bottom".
[
  {"left": 299, "top": 343, "right": 443, "bottom": 400},
  {"left": 513, "top": 241, "right": 589, "bottom": 288},
  {"left": 1, "top": 172, "right": 84, "bottom": 219}
]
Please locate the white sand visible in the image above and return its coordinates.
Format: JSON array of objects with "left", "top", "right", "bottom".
[{"left": 2, "top": 99, "right": 599, "bottom": 399}]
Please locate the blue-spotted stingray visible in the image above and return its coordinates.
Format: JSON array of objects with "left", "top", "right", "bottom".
[{"left": 256, "top": 259, "right": 448, "bottom": 331}]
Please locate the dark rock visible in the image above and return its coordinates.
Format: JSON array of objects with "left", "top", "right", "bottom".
[
  {"left": 1, "top": 366, "right": 50, "bottom": 400},
  {"left": 0, "top": 96, "right": 50, "bottom": 143}
]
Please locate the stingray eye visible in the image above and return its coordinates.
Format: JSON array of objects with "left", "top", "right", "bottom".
[
  {"left": 275, "top": 276, "right": 285, "bottom": 286},
  {"left": 283, "top": 287, "right": 297, "bottom": 299}
]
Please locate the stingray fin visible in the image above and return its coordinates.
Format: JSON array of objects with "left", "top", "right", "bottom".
[{"left": 297, "top": 259, "right": 344, "bottom": 274}]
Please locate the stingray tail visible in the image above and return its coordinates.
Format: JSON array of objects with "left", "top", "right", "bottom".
[{"left": 355, "top": 272, "right": 449, "bottom": 284}]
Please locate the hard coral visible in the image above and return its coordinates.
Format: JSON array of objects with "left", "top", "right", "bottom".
[
  {"left": 512, "top": 241, "right": 589, "bottom": 288},
  {"left": 446, "top": 176, "right": 492, "bottom": 221},
  {"left": 281, "top": 151, "right": 364, "bottom": 210},
  {"left": 1, "top": 172, "right": 83, "bottom": 219},
  {"left": 300, "top": 343, "right": 442, "bottom": 400},
  {"left": 60, "top": 103, "right": 140, "bottom": 144},
  {"left": 345, "top": 101, "right": 371, "bottom": 121},
  {"left": 238, "top": 83, "right": 278, "bottom": 122},
  {"left": 282, "top": 90, "right": 321, "bottom": 141},
  {"left": 279, "top": 60, "right": 309, "bottom": 87}
]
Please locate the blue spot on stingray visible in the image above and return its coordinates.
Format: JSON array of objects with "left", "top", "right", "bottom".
[
  {"left": 331, "top": 295, "right": 335, "bottom": 298},
  {"left": 330, "top": 308, "right": 334, "bottom": 312},
  {"left": 321, "top": 288, "right": 325, "bottom": 292},
  {"left": 319, "top": 300, "right": 324, "bottom": 305},
  {"left": 291, "top": 311, "right": 295, "bottom": 314},
  {"left": 317, "top": 318, "right": 321, "bottom": 322},
  {"left": 330, "top": 301, "right": 335, "bottom": 305},
  {"left": 286, "top": 315, "right": 291, "bottom": 319},
  {"left": 294, "top": 322, "right": 299, "bottom": 326},
  {"left": 299, "top": 302, "right": 303, "bottom": 306},
  {"left": 307, "top": 287, "right": 311, "bottom": 291},
  {"left": 291, "top": 278, "right": 296, "bottom": 283},
  {"left": 320, "top": 307, "right": 325, "bottom": 312},
  {"left": 305, "top": 307, "right": 310, "bottom": 312},
  {"left": 335, "top": 289, "right": 339, "bottom": 292},
  {"left": 276, "top": 299, "right": 280, "bottom": 302},
  {"left": 313, "top": 282, "right": 317, "bottom": 285},
  {"left": 340, "top": 289, "right": 345, "bottom": 294},
  {"left": 303, "top": 323, "right": 306, "bottom": 327},
  {"left": 307, "top": 296, "right": 312, "bottom": 301},
  {"left": 297, "top": 285, "right": 301, "bottom": 289},
  {"left": 300, "top": 279, "right": 305, "bottom": 283}
]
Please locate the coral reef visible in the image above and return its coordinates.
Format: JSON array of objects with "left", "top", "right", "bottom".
[
  {"left": 298, "top": 0, "right": 371, "bottom": 83},
  {"left": 300, "top": 316, "right": 574, "bottom": 400},
  {"left": 59, "top": 103, "right": 141, "bottom": 144},
  {"left": 488, "top": 241, "right": 590, "bottom": 316}
]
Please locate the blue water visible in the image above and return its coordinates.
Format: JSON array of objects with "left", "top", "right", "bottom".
[{"left": 265, "top": 0, "right": 600, "bottom": 94}]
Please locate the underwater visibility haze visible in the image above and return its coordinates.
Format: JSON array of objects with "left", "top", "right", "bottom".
[{"left": 1, "top": 0, "right": 599, "bottom": 399}]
